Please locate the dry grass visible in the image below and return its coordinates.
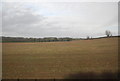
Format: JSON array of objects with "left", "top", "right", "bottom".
[{"left": 2, "top": 37, "right": 118, "bottom": 79}]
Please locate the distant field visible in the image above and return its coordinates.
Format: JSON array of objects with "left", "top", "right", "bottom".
[{"left": 2, "top": 37, "right": 118, "bottom": 79}]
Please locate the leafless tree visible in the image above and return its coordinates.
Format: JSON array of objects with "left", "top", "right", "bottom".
[
  {"left": 105, "top": 30, "right": 112, "bottom": 37},
  {"left": 87, "top": 36, "right": 89, "bottom": 39}
]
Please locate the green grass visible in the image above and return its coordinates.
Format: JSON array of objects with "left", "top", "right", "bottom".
[{"left": 2, "top": 37, "right": 118, "bottom": 79}]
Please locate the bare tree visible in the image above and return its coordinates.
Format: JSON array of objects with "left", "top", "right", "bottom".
[
  {"left": 105, "top": 30, "right": 112, "bottom": 37},
  {"left": 87, "top": 36, "right": 89, "bottom": 40}
]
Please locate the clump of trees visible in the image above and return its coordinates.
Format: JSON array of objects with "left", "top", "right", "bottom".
[
  {"left": 1, "top": 30, "right": 114, "bottom": 42},
  {"left": 86, "top": 36, "right": 93, "bottom": 40},
  {"left": 105, "top": 30, "right": 112, "bottom": 37},
  {"left": 87, "top": 36, "right": 89, "bottom": 40},
  {"left": 2, "top": 37, "right": 73, "bottom": 42}
]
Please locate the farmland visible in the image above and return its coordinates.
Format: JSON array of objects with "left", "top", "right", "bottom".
[{"left": 2, "top": 37, "right": 118, "bottom": 79}]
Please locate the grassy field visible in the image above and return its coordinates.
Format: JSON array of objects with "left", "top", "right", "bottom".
[{"left": 2, "top": 37, "right": 118, "bottom": 79}]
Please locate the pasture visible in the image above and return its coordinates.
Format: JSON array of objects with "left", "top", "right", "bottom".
[{"left": 2, "top": 37, "right": 118, "bottom": 79}]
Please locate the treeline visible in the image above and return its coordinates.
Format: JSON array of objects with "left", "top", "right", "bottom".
[{"left": 1, "top": 37, "right": 73, "bottom": 42}]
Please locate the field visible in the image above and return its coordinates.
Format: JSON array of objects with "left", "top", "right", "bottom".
[{"left": 2, "top": 37, "right": 118, "bottom": 79}]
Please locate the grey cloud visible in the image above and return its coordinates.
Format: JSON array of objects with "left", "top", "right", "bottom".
[
  {"left": 2, "top": 2, "right": 45, "bottom": 33},
  {"left": 2, "top": 2, "right": 118, "bottom": 38}
]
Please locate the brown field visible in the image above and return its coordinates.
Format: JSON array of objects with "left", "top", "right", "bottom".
[{"left": 2, "top": 37, "right": 118, "bottom": 79}]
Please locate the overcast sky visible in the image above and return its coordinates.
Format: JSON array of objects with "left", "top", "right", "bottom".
[{"left": 1, "top": 1, "right": 118, "bottom": 38}]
